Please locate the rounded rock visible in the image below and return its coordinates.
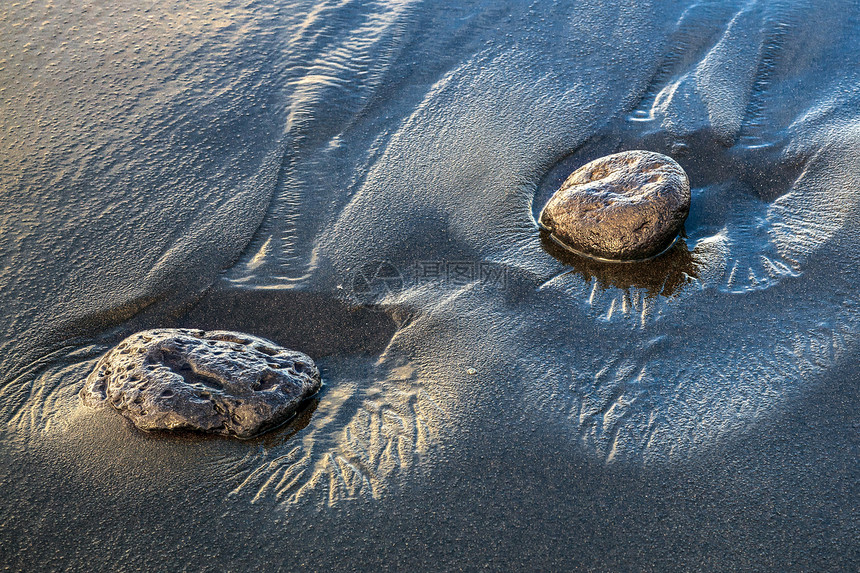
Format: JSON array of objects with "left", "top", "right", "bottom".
[
  {"left": 80, "top": 329, "right": 321, "bottom": 439},
  {"left": 538, "top": 150, "right": 690, "bottom": 261}
]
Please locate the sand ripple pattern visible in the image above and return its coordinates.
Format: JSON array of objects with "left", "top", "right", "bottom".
[
  {"left": 227, "top": 0, "right": 422, "bottom": 286},
  {"left": 229, "top": 366, "right": 443, "bottom": 507}
]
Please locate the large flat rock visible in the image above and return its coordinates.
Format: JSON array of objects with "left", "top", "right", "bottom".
[{"left": 80, "top": 329, "right": 321, "bottom": 439}]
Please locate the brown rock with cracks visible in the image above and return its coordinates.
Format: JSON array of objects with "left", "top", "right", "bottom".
[
  {"left": 80, "top": 329, "right": 321, "bottom": 439},
  {"left": 539, "top": 150, "right": 690, "bottom": 261}
]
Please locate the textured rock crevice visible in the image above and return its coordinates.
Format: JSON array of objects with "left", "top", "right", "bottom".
[{"left": 80, "top": 329, "right": 321, "bottom": 439}]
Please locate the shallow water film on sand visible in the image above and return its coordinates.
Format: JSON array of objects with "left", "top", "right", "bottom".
[{"left": 1, "top": 0, "right": 858, "bottom": 570}]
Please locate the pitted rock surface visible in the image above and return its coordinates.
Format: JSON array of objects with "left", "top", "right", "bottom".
[
  {"left": 80, "top": 329, "right": 321, "bottom": 439},
  {"left": 539, "top": 150, "right": 690, "bottom": 261}
]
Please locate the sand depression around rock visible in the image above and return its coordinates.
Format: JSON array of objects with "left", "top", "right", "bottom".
[{"left": 80, "top": 329, "right": 321, "bottom": 439}]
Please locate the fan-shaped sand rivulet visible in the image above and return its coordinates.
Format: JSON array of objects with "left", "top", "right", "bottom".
[
  {"left": 79, "top": 329, "right": 321, "bottom": 439},
  {"left": 539, "top": 150, "right": 690, "bottom": 261}
]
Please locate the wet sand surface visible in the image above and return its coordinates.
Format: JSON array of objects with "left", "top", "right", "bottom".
[{"left": 1, "top": 1, "right": 858, "bottom": 570}]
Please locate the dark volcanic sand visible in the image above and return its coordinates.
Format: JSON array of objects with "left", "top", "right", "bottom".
[{"left": 1, "top": 1, "right": 858, "bottom": 571}]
